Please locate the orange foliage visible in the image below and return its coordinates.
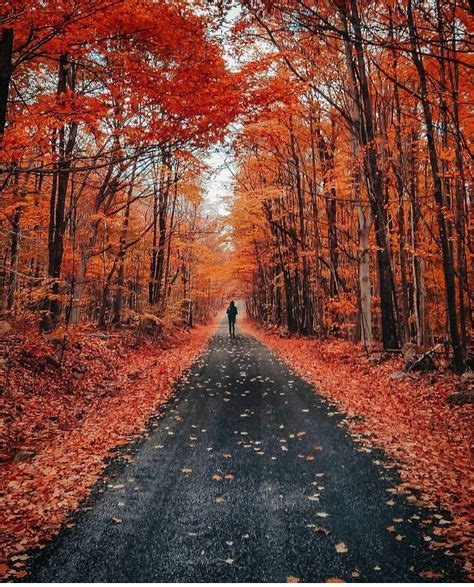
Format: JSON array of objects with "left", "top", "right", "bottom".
[
  {"left": 0, "top": 320, "right": 216, "bottom": 580},
  {"left": 230, "top": 0, "right": 471, "bottom": 369}
]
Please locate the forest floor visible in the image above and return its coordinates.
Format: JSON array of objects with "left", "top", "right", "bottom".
[
  {"left": 0, "top": 319, "right": 216, "bottom": 580},
  {"left": 0, "top": 316, "right": 471, "bottom": 581},
  {"left": 13, "top": 316, "right": 468, "bottom": 582}
]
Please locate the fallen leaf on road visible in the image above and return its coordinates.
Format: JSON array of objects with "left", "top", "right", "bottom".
[
  {"left": 312, "top": 525, "right": 331, "bottom": 535},
  {"left": 316, "top": 512, "right": 330, "bottom": 518},
  {"left": 112, "top": 517, "right": 123, "bottom": 523},
  {"left": 215, "top": 497, "right": 225, "bottom": 504},
  {"left": 224, "top": 474, "right": 234, "bottom": 480},
  {"left": 287, "top": 576, "right": 300, "bottom": 583},
  {"left": 212, "top": 475, "right": 222, "bottom": 481},
  {"left": 181, "top": 468, "right": 192, "bottom": 474},
  {"left": 351, "top": 571, "right": 360, "bottom": 578},
  {"left": 326, "top": 578, "right": 345, "bottom": 583},
  {"left": 335, "top": 542, "right": 348, "bottom": 553},
  {"left": 396, "top": 534, "right": 404, "bottom": 541},
  {"left": 224, "top": 558, "right": 234, "bottom": 565},
  {"left": 419, "top": 571, "right": 443, "bottom": 579}
]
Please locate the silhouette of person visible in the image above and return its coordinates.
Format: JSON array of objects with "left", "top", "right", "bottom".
[{"left": 226, "top": 300, "right": 238, "bottom": 338}]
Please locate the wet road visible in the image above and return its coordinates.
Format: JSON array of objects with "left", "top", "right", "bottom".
[{"left": 30, "top": 318, "right": 464, "bottom": 582}]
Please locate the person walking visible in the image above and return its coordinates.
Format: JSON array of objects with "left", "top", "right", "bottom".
[{"left": 226, "top": 300, "right": 238, "bottom": 338}]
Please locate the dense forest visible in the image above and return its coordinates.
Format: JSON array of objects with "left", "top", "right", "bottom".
[
  {"left": 230, "top": 0, "right": 472, "bottom": 373},
  {"left": 0, "top": 0, "right": 240, "bottom": 335},
  {"left": 0, "top": 0, "right": 472, "bottom": 372}
]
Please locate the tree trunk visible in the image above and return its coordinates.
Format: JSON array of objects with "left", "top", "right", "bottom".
[
  {"left": 289, "top": 124, "right": 312, "bottom": 333},
  {"left": 340, "top": 4, "right": 399, "bottom": 349},
  {"left": 308, "top": 105, "right": 324, "bottom": 330},
  {"left": 447, "top": 7, "right": 470, "bottom": 353},
  {"left": 357, "top": 205, "right": 372, "bottom": 349},
  {"left": 407, "top": 0, "right": 464, "bottom": 372},
  {"left": 112, "top": 160, "right": 137, "bottom": 323},
  {"left": 149, "top": 155, "right": 171, "bottom": 307},
  {"left": 7, "top": 208, "right": 21, "bottom": 309},
  {"left": 0, "top": 28, "right": 13, "bottom": 139},
  {"left": 315, "top": 124, "right": 339, "bottom": 297},
  {"left": 47, "top": 53, "right": 78, "bottom": 325},
  {"left": 161, "top": 167, "right": 178, "bottom": 308}
]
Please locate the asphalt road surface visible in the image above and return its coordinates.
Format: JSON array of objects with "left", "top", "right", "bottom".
[{"left": 29, "top": 317, "right": 464, "bottom": 582}]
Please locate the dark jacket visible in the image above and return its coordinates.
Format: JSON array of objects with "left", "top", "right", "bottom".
[{"left": 227, "top": 305, "right": 238, "bottom": 320}]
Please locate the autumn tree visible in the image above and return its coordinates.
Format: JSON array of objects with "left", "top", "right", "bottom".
[
  {"left": 230, "top": 0, "right": 471, "bottom": 370},
  {"left": 0, "top": 0, "right": 240, "bottom": 330}
]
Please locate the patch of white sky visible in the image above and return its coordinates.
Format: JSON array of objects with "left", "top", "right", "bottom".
[{"left": 201, "top": 4, "right": 242, "bottom": 217}]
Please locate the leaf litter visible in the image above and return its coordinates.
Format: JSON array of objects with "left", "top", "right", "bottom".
[{"left": 0, "top": 322, "right": 215, "bottom": 579}]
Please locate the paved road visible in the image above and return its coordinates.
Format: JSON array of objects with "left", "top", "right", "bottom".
[{"left": 29, "top": 318, "right": 464, "bottom": 582}]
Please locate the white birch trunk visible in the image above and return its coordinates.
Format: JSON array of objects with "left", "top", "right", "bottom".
[{"left": 357, "top": 206, "right": 373, "bottom": 348}]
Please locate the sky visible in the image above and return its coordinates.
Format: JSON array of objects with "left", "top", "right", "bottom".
[
  {"left": 202, "top": 142, "right": 236, "bottom": 216},
  {"left": 201, "top": 4, "right": 242, "bottom": 217}
]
